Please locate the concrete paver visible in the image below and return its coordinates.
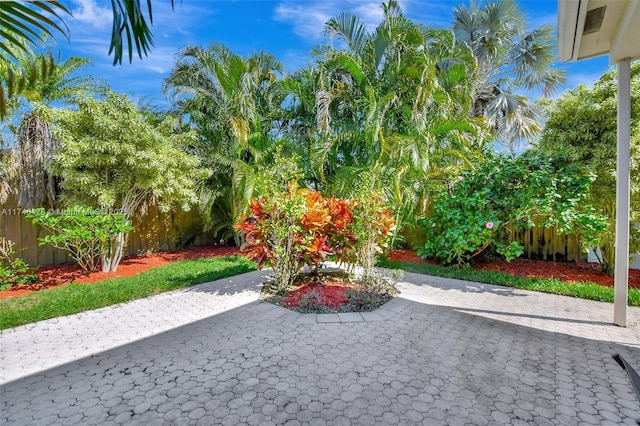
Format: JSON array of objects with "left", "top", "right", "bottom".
[{"left": 1, "top": 268, "right": 640, "bottom": 425}]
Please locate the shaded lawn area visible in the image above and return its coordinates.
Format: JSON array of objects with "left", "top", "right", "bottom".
[
  {"left": 0, "top": 256, "right": 255, "bottom": 330},
  {"left": 378, "top": 258, "right": 640, "bottom": 307}
]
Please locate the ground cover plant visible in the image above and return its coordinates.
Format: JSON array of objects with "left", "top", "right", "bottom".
[
  {"left": 0, "top": 254, "right": 254, "bottom": 330},
  {"left": 0, "top": 238, "right": 38, "bottom": 290},
  {"left": 261, "top": 269, "right": 398, "bottom": 314}
]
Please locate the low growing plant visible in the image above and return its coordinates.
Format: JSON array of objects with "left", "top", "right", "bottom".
[
  {"left": 26, "top": 206, "right": 134, "bottom": 273},
  {"left": 297, "top": 289, "right": 330, "bottom": 313},
  {"left": 0, "top": 238, "right": 38, "bottom": 289}
]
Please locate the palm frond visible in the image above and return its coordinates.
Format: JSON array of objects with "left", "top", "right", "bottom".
[
  {"left": 324, "top": 12, "right": 369, "bottom": 57},
  {"left": 0, "top": 1, "right": 70, "bottom": 60}
]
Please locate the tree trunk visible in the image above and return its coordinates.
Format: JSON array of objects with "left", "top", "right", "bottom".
[{"left": 101, "top": 232, "right": 126, "bottom": 272}]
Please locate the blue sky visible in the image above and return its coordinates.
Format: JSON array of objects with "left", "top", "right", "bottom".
[{"left": 56, "top": 0, "right": 612, "bottom": 108}]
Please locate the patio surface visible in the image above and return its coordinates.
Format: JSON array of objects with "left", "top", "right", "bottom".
[{"left": 1, "top": 269, "right": 640, "bottom": 425}]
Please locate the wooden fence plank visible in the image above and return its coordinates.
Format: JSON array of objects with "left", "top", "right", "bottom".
[{"left": 0, "top": 197, "right": 215, "bottom": 267}]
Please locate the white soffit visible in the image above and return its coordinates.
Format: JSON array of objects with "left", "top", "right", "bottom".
[{"left": 558, "top": 0, "right": 640, "bottom": 63}]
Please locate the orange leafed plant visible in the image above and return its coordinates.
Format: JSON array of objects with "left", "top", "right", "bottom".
[{"left": 236, "top": 186, "right": 394, "bottom": 292}]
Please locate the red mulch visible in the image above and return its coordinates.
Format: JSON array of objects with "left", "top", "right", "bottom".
[
  {"left": 387, "top": 249, "right": 640, "bottom": 289},
  {"left": 282, "top": 280, "right": 352, "bottom": 309},
  {"left": 0, "top": 245, "right": 241, "bottom": 300},
  {"left": 6, "top": 246, "right": 637, "bottom": 301}
]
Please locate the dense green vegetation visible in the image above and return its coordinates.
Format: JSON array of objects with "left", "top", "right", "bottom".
[
  {"left": 0, "top": 255, "right": 255, "bottom": 330},
  {"left": 418, "top": 152, "right": 607, "bottom": 264},
  {"left": 535, "top": 63, "right": 640, "bottom": 273},
  {"left": 2, "top": 0, "right": 635, "bottom": 284}
]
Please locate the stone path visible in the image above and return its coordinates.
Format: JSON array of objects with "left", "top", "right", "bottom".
[{"left": 1, "top": 269, "right": 640, "bottom": 425}]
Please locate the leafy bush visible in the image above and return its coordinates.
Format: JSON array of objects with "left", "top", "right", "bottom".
[
  {"left": 350, "top": 194, "right": 395, "bottom": 284},
  {"left": 418, "top": 152, "right": 608, "bottom": 264},
  {"left": 239, "top": 154, "right": 395, "bottom": 293},
  {"left": 237, "top": 186, "right": 355, "bottom": 292},
  {"left": 535, "top": 63, "right": 640, "bottom": 273},
  {"left": 0, "top": 238, "right": 38, "bottom": 289},
  {"left": 26, "top": 206, "right": 134, "bottom": 273}
]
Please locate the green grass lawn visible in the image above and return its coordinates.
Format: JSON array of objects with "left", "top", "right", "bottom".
[
  {"left": 3, "top": 254, "right": 637, "bottom": 330},
  {"left": 0, "top": 255, "right": 255, "bottom": 330},
  {"left": 378, "top": 258, "right": 640, "bottom": 307}
]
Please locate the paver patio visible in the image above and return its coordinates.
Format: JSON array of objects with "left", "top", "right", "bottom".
[{"left": 1, "top": 269, "right": 640, "bottom": 425}]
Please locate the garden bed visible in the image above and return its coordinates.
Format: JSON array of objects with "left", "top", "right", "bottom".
[
  {"left": 261, "top": 269, "right": 398, "bottom": 314},
  {"left": 0, "top": 245, "right": 241, "bottom": 300},
  {"left": 387, "top": 250, "right": 640, "bottom": 288}
]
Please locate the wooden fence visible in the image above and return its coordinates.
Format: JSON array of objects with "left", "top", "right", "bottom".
[
  {"left": 0, "top": 194, "right": 215, "bottom": 267},
  {"left": 2, "top": 193, "right": 588, "bottom": 267},
  {"left": 507, "top": 224, "right": 587, "bottom": 262}
]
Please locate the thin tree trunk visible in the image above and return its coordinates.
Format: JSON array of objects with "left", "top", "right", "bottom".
[{"left": 102, "top": 232, "right": 126, "bottom": 272}]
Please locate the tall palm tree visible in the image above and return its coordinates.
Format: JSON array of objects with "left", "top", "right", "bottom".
[
  {"left": 292, "top": 0, "right": 482, "bottom": 233},
  {"left": 12, "top": 55, "right": 100, "bottom": 208},
  {"left": 163, "top": 43, "right": 284, "bottom": 245},
  {"left": 452, "top": 0, "right": 566, "bottom": 151}
]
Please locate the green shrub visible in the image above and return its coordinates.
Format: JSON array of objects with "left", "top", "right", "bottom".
[
  {"left": 0, "top": 238, "right": 38, "bottom": 289},
  {"left": 297, "top": 290, "right": 331, "bottom": 313},
  {"left": 26, "top": 206, "right": 134, "bottom": 272},
  {"left": 418, "top": 152, "right": 607, "bottom": 265}
]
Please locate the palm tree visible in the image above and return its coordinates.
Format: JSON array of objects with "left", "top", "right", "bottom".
[
  {"left": 12, "top": 55, "right": 101, "bottom": 208},
  {"left": 163, "top": 43, "right": 284, "bottom": 245},
  {"left": 0, "top": 0, "right": 169, "bottom": 118},
  {"left": 452, "top": 0, "right": 566, "bottom": 151},
  {"left": 292, "top": 1, "right": 482, "bottom": 235}
]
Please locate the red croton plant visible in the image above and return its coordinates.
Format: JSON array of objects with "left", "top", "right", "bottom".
[{"left": 235, "top": 186, "right": 394, "bottom": 292}]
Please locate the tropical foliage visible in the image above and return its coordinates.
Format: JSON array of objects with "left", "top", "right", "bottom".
[
  {"left": 48, "top": 93, "right": 209, "bottom": 271},
  {"left": 280, "top": 0, "right": 483, "bottom": 240},
  {"left": 0, "top": 0, "right": 597, "bottom": 275},
  {"left": 536, "top": 62, "right": 640, "bottom": 273},
  {"left": 0, "top": 0, "right": 164, "bottom": 118},
  {"left": 237, "top": 157, "right": 395, "bottom": 292},
  {"left": 164, "top": 43, "right": 285, "bottom": 245},
  {"left": 452, "top": 0, "right": 565, "bottom": 151},
  {"left": 418, "top": 152, "right": 607, "bottom": 265},
  {"left": 0, "top": 0, "right": 163, "bottom": 65},
  {"left": 12, "top": 55, "right": 100, "bottom": 209},
  {"left": 0, "top": 3, "right": 69, "bottom": 119},
  {"left": 26, "top": 207, "right": 134, "bottom": 273}
]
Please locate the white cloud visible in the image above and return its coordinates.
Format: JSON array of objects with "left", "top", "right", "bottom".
[
  {"left": 273, "top": 0, "right": 455, "bottom": 43},
  {"left": 273, "top": 3, "right": 332, "bottom": 40},
  {"left": 71, "top": 0, "right": 112, "bottom": 30},
  {"left": 273, "top": 0, "right": 391, "bottom": 41},
  {"left": 138, "top": 46, "right": 179, "bottom": 74}
]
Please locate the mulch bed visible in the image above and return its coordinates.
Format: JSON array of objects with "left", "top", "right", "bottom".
[
  {"left": 0, "top": 245, "right": 241, "bottom": 300},
  {"left": 6, "top": 246, "right": 637, "bottom": 301},
  {"left": 386, "top": 249, "right": 640, "bottom": 289},
  {"left": 268, "top": 271, "right": 395, "bottom": 313},
  {"left": 282, "top": 280, "right": 351, "bottom": 309}
]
